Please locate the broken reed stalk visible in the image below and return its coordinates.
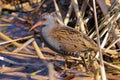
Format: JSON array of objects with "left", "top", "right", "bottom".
[
  {"left": 93, "top": 0, "right": 107, "bottom": 80},
  {"left": 3, "top": 72, "right": 48, "bottom": 80},
  {"left": 80, "top": 0, "right": 89, "bottom": 17},
  {"left": 71, "top": 0, "right": 86, "bottom": 34},
  {"left": 106, "top": 37, "right": 120, "bottom": 50},
  {"left": 0, "top": 24, "right": 11, "bottom": 27},
  {"left": 28, "top": 0, "right": 45, "bottom": 20},
  {"left": 0, "top": 51, "right": 38, "bottom": 58},
  {"left": 96, "top": 0, "right": 109, "bottom": 15},
  {"left": 104, "top": 61, "right": 120, "bottom": 70},
  {"left": 53, "top": 0, "right": 63, "bottom": 21},
  {"left": 12, "top": 38, "right": 34, "bottom": 52},
  {"left": 0, "top": 55, "right": 31, "bottom": 65},
  {"left": 0, "top": 32, "right": 21, "bottom": 46},
  {"left": 32, "top": 40, "right": 45, "bottom": 59},
  {"left": 101, "top": 13, "right": 120, "bottom": 49},
  {"left": 89, "top": 8, "right": 114, "bottom": 39},
  {"left": 0, "top": 65, "right": 25, "bottom": 74},
  {"left": 40, "top": 47, "right": 56, "bottom": 55},
  {"left": 48, "top": 63, "right": 55, "bottom": 80},
  {"left": 64, "top": 2, "right": 72, "bottom": 25},
  {"left": 0, "top": 36, "right": 33, "bottom": 46},
  {"left": 0, "top": 32, "right": 32, "bottom": 53}
]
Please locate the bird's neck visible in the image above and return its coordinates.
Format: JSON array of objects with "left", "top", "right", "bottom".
[{"left": 41, "top": 20, "right": 56, "bottom": 35}]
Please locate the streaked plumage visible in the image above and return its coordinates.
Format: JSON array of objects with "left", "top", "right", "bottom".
[{"left": 30, "top": 14, "right": 98, "bottom": 57}]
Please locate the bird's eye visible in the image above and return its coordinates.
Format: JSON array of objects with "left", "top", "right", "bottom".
[{"left": 41, "top": 18, "right": 46, "bottom": 21}]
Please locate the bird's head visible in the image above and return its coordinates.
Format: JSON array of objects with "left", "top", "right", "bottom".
[{"left": 29, "top": 13, "right": 55, "bottom": 31}]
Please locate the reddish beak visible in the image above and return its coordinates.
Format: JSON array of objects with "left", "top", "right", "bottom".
[{"left": 29, "top": 21, "right": 43, "bottom": 31}]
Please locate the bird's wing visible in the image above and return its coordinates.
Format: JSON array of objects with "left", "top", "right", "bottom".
[{"left": 49, "top": 26, "right": 98, "bottom": 53}]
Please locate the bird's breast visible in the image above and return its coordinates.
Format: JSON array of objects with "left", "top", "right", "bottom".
[{"left": 41, "top": 28, "right": 62, "bottom": 53}]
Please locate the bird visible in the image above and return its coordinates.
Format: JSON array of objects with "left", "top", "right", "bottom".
[{"left": 29, "top": 13, "right": 99, "bottom": 57}]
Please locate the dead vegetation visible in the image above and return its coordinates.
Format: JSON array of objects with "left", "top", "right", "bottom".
[{"left": 0, "top": 0, "right": 120, "bottom": 80}]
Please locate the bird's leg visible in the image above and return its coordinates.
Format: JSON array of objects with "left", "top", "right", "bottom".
[
  {"left": 54, "top": 55, "right": 68, "bottom": 73},
  {"left": 64, "top": 56, "right": 68, "bottom": 72},
  {"left": 79, "top": 54, "right": 88, "bottom": 71},
  {"left": 52, "top": 54, "right": 64, "bottom": 73}
]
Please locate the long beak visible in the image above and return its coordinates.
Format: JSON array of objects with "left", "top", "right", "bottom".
[{"left": 29, "top": 21, "right": 43, "bottom": 31}]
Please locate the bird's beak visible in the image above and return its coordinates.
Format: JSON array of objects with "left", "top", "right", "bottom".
[{"left": 29, "top": 21, "right": 43, "bottom": 31}]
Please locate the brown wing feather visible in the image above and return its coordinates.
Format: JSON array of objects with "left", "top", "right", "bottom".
[{"left": 49, "top": 26, "right": 98, "bottom": 52}]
